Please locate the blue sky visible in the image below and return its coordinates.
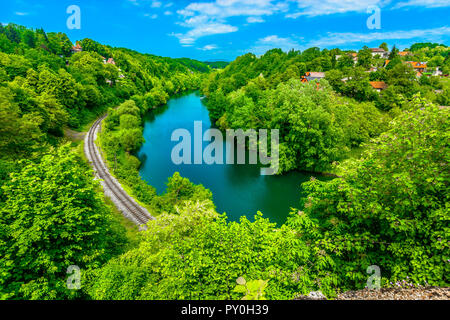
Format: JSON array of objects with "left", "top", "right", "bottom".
[{"left": 1, "top": 0, "right": 449, "bottom": 61}]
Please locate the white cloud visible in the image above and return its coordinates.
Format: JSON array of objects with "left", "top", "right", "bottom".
[
  {"left": 174, "top": 0, "right": 287, "bottom": 45},
  {"left": 247, "top": 16, "right": 265, "bottom": 23},
  {"left": 128, "top": 0, "right": 168, "bottom": 8},
  {"left": 178, "top": 0, "right": 287, "bottom": 19},
  {"left": 144, "top": 13, "right": 158, "bottom": 19},
  {"left": 249, "top": 34, "right": 304, "bottom": 54},
  {"left": 198, "top": 44, "right": 218, "bottom": 51},
  {"left": 393, "top": 0, "right": 450, "bottom": 9},
  {"left": 286, "top": 0, "right": 390, "bottom": 18},
  {"left": 151, "top": 1, "right": 162, "bottom": 8},
  {"left": 172, "top": 22, "right": 238, "bottom": 45},
  {"left": 15, "top": 12, "right": 29, "bottom": 16},
  {"left": 164, "top": 11, "right": 173, "bottom": 15},
  {"left": 307, "top": 26, "right": 450, "bottom": 47}
]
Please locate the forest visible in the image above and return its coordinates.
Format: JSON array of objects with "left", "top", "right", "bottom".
[{"left": 0, "top": 24, "right": 448, "bottom": 300}]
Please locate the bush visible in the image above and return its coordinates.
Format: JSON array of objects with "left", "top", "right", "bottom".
[{"left": 288, "top": 103, "right": 450, "bottom": 290}]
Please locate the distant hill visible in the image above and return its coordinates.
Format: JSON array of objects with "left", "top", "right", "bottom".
[
  {"left": 174, "top": 58, "right": 230, "bottom": 72},
  {"left": 175, "top": 58, "right": 211, "bottom": 72},
  {"left": 204, "top": 60, "right": 229, "bottom": 69}
]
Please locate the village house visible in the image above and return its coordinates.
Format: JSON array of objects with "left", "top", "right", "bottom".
[
  {"left": 369, "top": 81, "right": 388, "bottom": 92},
  {"left": 349, "top": 52, "right": 358, "bottom": 64},
  {"left": 301, "top": 72, "right": 326, "bottom": 82},
  {"left": 405, "top": 61, "right": 428, "bottom": 73},
  {"left": 369, "top": 48, "right": 389, "bottom": 59},
  {"left": 71, "top": 42, "right": 83, "bottom": 53},
  {"left": 398, "top": 51, "right": 411, "bottom": 57},
  {"left": 101, "top": 56, "right": 116, "bottom": 65}
]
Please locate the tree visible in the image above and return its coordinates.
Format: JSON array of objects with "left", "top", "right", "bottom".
[
  {"left": 0, "top": 52, "right": 32, "bottom": 80},
  {"left": 0, "top": 145, "right": 128, "bottom": 299},
  {"left": 289, "top": 103, "right": 449, "bottom": 291},
  {"left": 22, "top": 30, "right": 36, "bottom": 48},
  {"left": 386, "top": 63, "right": 419, "bottom": 97},
  {"left": 5, "top": 25, "right": 20, "bottom": 43},
  {"left": 120, "top": 128, "right": 144, "bottom": 152},
  {"left": 154, "top": 172, "right": 214, "bottom": 214},
  {"left": 119, "top": 114, "right": 140, "bottom": 130},
  {"left": 341, "top": 67, "right": 377, "bottom": 101},
  {"left": 336, "top": 54, "right": 355, "bottom": 69},
  {"left": 357, "top": 46, "right": 374, "bottom": 69},
  {"left": 379, "top": 42, "right": 389, "bottom": 51},
  {"left": 0, "top": 87, "right": 43, "bottom": 157},
  {"left": 388, "top": 45, "right": 399, "bottom": 60},
  {"left": 87, "top": 202, "right": 337, "bottom": 300}
]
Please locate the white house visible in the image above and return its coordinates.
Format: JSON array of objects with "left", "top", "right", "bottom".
[{"left": 370, "top": 48, "right": 389, "bottom": 59}]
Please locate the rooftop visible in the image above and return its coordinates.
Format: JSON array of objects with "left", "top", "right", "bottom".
[
  {"left": 370, "top": 48, "right": 387, "bottom": 52},
  {"left": 369, "top": 81, "right": 388, "bottom": 90}
]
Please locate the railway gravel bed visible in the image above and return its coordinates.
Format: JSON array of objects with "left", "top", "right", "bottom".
[
  {"left": 296, "top": 287, "right": 450, "bottom": 300},
  {"left": 84, "top": 114, "right": 155, "bottom": 228}
]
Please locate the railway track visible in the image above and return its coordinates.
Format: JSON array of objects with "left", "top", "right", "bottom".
[{"left": 85, "top": 114, "right": 155, "bottom": 227}]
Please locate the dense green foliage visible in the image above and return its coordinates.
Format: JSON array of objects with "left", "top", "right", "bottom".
[
  {"left": 202, "top": 50, "right": 389, "bottom": 173},
  {"left": 87, "top": 202, "right": 337, "bottom": 299},
  {"left": 89, "top": 102, "right": 449, "bottom": 299},
  {"left": 0, "top": 24, "right": 208, "bottom": 299},
  {"left": 0, "top": 145, "right": 129, "bottom": 300},
  {"left": 287, "top": 101, "right": 449, "bottom": 290},
  {"left": 204, "top": 61, "right": 230, "bottom": 69},
  {"left": 201, "top": 45, "right": 449, "bottom": 174},
  {"left": 0, "top": 23, "right": 205, "bottom": 158}
]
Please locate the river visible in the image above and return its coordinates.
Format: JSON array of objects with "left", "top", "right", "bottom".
[{"left": 137, "top": 91, "right": 325, "bottom": 225}]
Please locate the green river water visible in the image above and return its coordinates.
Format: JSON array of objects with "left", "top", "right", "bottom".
[{"left": 137, "top": 91, "right": 328, "bottom": 225}]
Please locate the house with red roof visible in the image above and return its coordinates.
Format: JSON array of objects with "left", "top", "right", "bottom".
[
  {"left": 71, "top": 42, "right": 83, "bottom": 53},
  {"left": 304, "top": 72, "right": 326, "bottom": 81},
  {"left": 369, "top": 81, "right": 388, "bottom": 92},
  {"left": 398, "top": 51, "right": 411, "bottom": 57},
  {"left": 405, "top": 61, "right": 428, "bottom": 73}
]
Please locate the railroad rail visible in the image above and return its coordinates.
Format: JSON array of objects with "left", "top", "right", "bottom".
[{"left": 84, "top": 114, "right": 155, "bottom": 227}]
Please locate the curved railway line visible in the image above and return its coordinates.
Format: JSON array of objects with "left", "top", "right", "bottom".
[{"left": 84, "top": 114, "right": 155, "bottom": 227}]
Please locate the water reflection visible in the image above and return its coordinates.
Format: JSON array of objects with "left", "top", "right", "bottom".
[{"left": 137, "top": 91, "right": 327, "bottom": 225}]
